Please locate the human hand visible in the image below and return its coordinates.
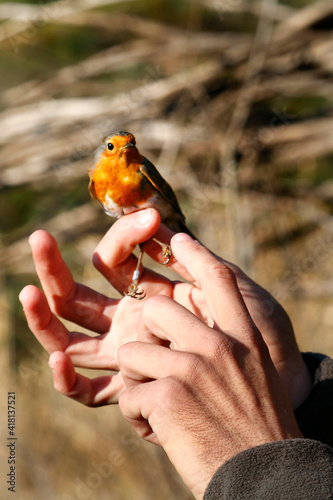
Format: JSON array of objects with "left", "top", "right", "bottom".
[
  {"left": 18, "top": 208, "right": 208, "bottom": 406},
  {"left": 212, "top": 260, "right": 312, "bottom": 409},
  {"left": 19, "top": 207, "right": 311, "bottom": 409},
  {"left": 117, "top": 234, "right": 304, "bottom": 499},
  {"left": 18, "top": 209, "right": 167, "bottom": 405}
]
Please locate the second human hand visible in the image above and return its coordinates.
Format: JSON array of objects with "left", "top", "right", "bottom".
[{"left": 19, "top": 209, "right": 208, "bottom": 406}]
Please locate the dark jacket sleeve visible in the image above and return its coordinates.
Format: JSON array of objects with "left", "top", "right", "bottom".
[
  {"left": 204, "top": 353, "right": 333, "bottom": 500},
  {"left": 204, "top": 439, "right": 333, "bottom": 500},
  {"left": 295, "top": 353, "right": 333, "bottom": 448}
]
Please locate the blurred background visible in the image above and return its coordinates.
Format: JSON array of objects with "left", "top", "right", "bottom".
[{"left": 1, "top": 0, "right": 333, "bottom": 498}]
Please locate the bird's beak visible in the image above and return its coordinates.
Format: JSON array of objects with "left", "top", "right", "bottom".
[{"left": 122, "top": 142, "right": 135, "bottom": 150}]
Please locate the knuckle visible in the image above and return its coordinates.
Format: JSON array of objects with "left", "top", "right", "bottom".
[
  {"left": 206, "top": 262, "right": 236, "bottom": 285},
  {"left": 203, "top": 331, "right": 238, "bottom": 365},
  {"left": 118, "top": 390, "right": 133, "bottom": 419},
  {"left": 183, "top": 353, "right": 202, "bottom": 376},
  {"left": 117, "top": 342, "right": 135, "bottom": 369},
  {"left": 156, "top": 375, "right": 194, "bottom": 412},
  {"left": 178, "top": 353, "right": 206, "bottom": 386},
  {"left": 156, "top": 370, "right": 204, "bottom": 423},
  {"left": 158, "top": 377, "right": 184, "bottom": 402},
  {"left": 116, "top": 344, "right": 127, "bottom": 367}
]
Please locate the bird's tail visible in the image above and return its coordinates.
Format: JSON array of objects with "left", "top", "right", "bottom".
[
  {"left": 178, "top": 220, "right": 197, "bottom": 240},
  {"left": 165, "top": 215, "right": 197, "bottom": 240}
]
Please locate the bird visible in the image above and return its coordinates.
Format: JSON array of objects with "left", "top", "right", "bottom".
[{"left": 89, "top": 131, "right": 195, "bottom": 299}]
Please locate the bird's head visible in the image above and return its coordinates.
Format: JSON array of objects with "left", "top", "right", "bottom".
[{"left": 94, "top": 131, "right": 139, "bottom": 164}]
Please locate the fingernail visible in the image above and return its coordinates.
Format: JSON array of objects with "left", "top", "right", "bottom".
[
  {"left": 18, "top": 286, "right": 28, "bottom": 305},
  {"left": 138, "top": 209, "right": 153, "bottom": 225},
  {"left": 49, "top": 353, "right": 59, "bottom": 370},
  {"left": 173, "top": 232, "right": 194, "bottom": 242},
  {"left": 48, "top": 358, "right": 56, "bottom": 370}
]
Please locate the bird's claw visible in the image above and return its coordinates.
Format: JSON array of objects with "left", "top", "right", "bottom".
[
  {"left": 161, "top": 244, "right": 172, "bottom": 266},
  {"left": 125, "top": 281, "right": 146, "bottom": 300}
]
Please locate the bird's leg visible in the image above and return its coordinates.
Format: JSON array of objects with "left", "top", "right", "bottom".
[
  {"left": 125, "top": 238, "right": 171, "bottom": 299},
  {"left": 125, "top": 247, "right": 146, "bottom": 300},
  {"left": 152, "top": 238, "right": 172, "bottom": 265}
]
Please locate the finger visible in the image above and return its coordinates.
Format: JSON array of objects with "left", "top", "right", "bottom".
[
  {"left": 92, "top": 209, "right": 160, "bottom": 288},
  {"left": 119, "top": 381, "right": 160, "bottom": 445},
  {"left": 19, "top": 285, "right": 70, "bottom": 352},
  {"left": 19, "top": 285, "right": 118, "bottom": 370},
  {"left": 93, "top": 209, "right": 195, "bottom": 294},
  {"left": 118, "top": 341, "right": 182, "bottom": 385},
  {"left": 141, "top": 224, "right": 196, "bottom": 281},
  {"left": 93, "top": 209, "right": 175, "bottom": 296},
  {"left": 29, "top": 230, "right": 115, "bottom": 333},
  {"left": 49, "top": 351, "right": 124, "bottom": 406},
  {"left": 140, "top": 295, "right": 225, "bottom": 354},
  {"left": 168, "top": 234, "right": 259, "bottom": 344}
]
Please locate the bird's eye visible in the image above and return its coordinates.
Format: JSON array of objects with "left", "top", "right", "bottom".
[{"left": 107, "top": 142, "right": 114, "bottom": 151}]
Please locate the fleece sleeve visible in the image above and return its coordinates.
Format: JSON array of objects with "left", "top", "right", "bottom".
[
  {"left": 295, "top": 353, "right": 333, "bottom": 447},
  {"left": 203, "top": 439, "right": 333, "bottom": 500}
]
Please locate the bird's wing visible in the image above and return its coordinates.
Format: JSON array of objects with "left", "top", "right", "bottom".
[{"left": 140, "top": 156, "right": 185, "bottom": 219}]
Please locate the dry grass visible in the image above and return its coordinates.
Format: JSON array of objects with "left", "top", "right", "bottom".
[{"left": 1, "top": 0, "right": 333, "bottom": 498}]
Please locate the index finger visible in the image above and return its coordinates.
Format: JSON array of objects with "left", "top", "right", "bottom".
[{"left": 171, "top": 233, "right": 258, "bottom": 343}]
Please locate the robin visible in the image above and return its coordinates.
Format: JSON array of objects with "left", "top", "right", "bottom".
[{"left": 89, "top": 131, "right": 195, "bottom": 299}]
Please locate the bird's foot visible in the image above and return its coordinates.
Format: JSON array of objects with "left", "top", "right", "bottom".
[
  {"left": 124, "top": 252, "right": 146, "bottom": 300},
  {"left": 125, "top": 267, "right": 146, "bottom": 300},
  {"left": 125, "top": 280, "right": 146, "bottom": 300},
  {"left": 161, "top": 244, "right": 172, "bottom": 265},
  {"left": 152, "top": 238, "right": 172, "bottom": 265}
]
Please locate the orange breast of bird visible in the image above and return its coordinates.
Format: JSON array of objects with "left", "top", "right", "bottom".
[{"left": 90, "top": 150, "right": 155, "bottom": 217}]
